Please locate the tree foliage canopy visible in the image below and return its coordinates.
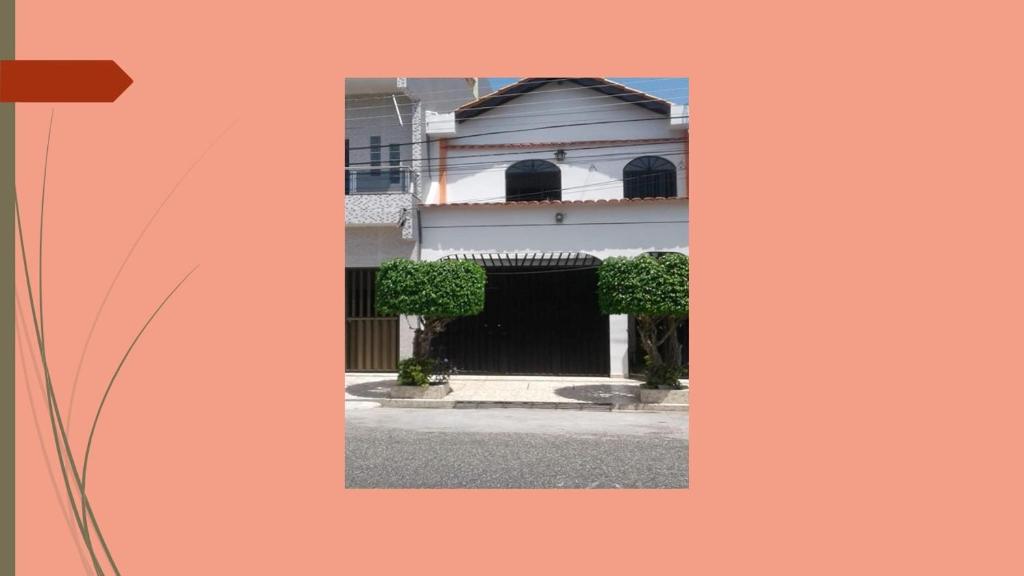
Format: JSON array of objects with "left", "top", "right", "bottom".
[
  {"left": 597, "top": 253, "right": 689, "bottom": 317},
  {"left": 376, "top": 258, "right": 486, "bottom": 318}
]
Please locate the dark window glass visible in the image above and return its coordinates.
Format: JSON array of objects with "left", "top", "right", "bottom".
[
  {"left": 623, "top": 156, "right": 677, "bottom": 199},
  {"left": 505, "top": 159, "right": 561, "bottom": 202},
  {"left": 370, "top": 136, "right": 381, "bottom": 176},
  {"left": 345, "top": 139, "right": 350, "bottom": 194},
  {"left": 389, "top": 144, "right": 401, "bottom": 184}
]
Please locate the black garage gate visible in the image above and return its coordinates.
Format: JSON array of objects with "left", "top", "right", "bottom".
[{"left": 432, "top": 253, "right": 610, "bottom": 376}]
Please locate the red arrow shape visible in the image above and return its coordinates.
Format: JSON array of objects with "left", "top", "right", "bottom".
[{"left": 0, "top": 60, "right": 132, "bottom": 102}]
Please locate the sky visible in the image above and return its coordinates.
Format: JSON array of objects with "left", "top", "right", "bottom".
[{"left": 486, "top": 77, "right": 689, "bottom": 104}]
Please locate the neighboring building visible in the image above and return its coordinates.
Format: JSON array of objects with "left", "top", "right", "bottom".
[
  {"left": 345, "top": 78, "right": 486, "bottom": 371},
  {"left": 420, "top": 78, "right": 689, "bottom": 377}
]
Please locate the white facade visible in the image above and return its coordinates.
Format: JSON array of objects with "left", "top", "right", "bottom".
[
  {"left": 418, "top": 78, "right": 689, "bottom": 377},
  {"left": 420, "top": 200, "right": 688, "bottom": 261},
  {"left": 425, "top": 81, "right": 688, "bottom": 205}
]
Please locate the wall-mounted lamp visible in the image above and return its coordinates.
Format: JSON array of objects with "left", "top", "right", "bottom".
[
  {"left": 554, "top": 149, "right": 566, "bottom": 162},
  {"left": 555, "top": 212, "right": 565, "bottom": 223}
]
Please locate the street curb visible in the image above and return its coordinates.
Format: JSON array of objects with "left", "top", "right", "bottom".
[
  {"left": 377, "top": 399, "right": 688, "bottom": 412},
  {"left": 344, "top": 400, "right": 383, "bottom": 410},
  {"left": 612, "top": 403, "right": 689, "bottom": 413},
  {"left": 381, "top": 399, "right": 456, "bottom": 409}
]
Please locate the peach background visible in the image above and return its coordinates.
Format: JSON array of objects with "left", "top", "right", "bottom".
[{"left": 13, "top": 0, "right": 1024, "bottom": 574}]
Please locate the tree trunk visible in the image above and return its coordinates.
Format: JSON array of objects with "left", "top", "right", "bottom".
[
  {"left": 636, "top": 315, "right": 662, "bottom": 366},
  {"left": 412, "top": 327, "right": 427, "bottom": 359},
  {"left": 412, "top": 317, "right": 450, "bottom": 360},
  {"left": 664, "top": 317, "right": 681, "bottom": 368}
]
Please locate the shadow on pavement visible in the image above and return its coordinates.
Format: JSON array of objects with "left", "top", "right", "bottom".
[
  {"left": 345, "top": 379, "right": 395, "bottom": 399},
  {"left": 554, "top": 384, "right": 638, "bottom": 405}
]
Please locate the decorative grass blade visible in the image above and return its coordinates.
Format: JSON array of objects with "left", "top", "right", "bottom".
[
  {"left": 15, "top": 193, "right": 117, "bottom": 575},
  {"left": 16, "top": 117, "right": 213, "bottom": 576},
  {"left": 38, "top": 110, "right": 53, "bottom": 347},
  {"left": 81, "top": 266, "right": 197, "bottom": 489},
  {"left": 14, "top": 302, "right": 94, "bottom": 574},
  {"left": 66, "top": 119, "right": 236, "bottom": 430}
]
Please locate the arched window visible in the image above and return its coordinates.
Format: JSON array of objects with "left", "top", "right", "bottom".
[
  {"left": 623, "top": 156, "right": 677, "bottom": 199},
  {"left": 506, "top": 159, "right": 561, "bottom": 202}
]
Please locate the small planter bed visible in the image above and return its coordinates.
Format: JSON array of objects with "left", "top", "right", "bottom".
[
  {"left": 639, "top": 382, "right": 689, "bottom": 405},
  {"left": 390, "top": 383, "right": 452, "bottom": 399},
  {"left": 389, "top": 357, "right": 453, "bottom": 399}
]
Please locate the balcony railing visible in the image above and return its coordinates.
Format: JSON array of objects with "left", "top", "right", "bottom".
[{"left": 345, "top": 165, "right": 412, "bottom": 194}]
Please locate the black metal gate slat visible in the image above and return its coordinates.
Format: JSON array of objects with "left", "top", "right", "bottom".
[{"left": 345, "top": 268, "right": 399, "bottom": 372}]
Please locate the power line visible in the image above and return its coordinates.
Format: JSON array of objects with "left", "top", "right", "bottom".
[
  {"left": 345, "top": 139, "right": 686, "bottom": 167},
  {"left": 425, "top": 148, "right": 684, "bottom": 174},
  {"left": 345, "top": 94, "right": 688, "bottom": 126},
  {"left": 343, "top": 77, "right": 567, "bottom": 101},
  {"left": 345, "top": 116, "right": 688, "bottom": 153},
  {"left": 344, "top": 85, "right": 689, "bottom": 116},
  {"left": 344, "top": 77, "right": 563, "bottom": 105},
  {"left": 429, "top": 182, "right": 675, "bottom": 205},
  {"left": 347, "top": 149, "right": 687, "bottom": 202},
  {"left": 437, "top": 165, "right": 686, "bottom": 203},
  {"left": 346, "top": 168, "right": 686, "bottom": 205},
  {"left": 344, "top": 95, "right": 688, "bottom": 127},
  {"left": 376, "top": 142, "right": 684, "bottom": 173},
  {"left": 344, "top": 146, "right": 685, "bottom": 188},
  {"left": 343, "top": 97, "right": 689, "bottom": 134},
  {"left": 348, "top": 149, "right": 683, "bottom": 183}
]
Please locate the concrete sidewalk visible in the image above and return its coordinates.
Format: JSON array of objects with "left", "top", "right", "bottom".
[{"left": 345, "top": 373, "right": 688, "bottom": 412}]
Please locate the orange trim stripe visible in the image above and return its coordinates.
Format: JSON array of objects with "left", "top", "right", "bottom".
[
  {"left": 683, "top": 135, "right": 688, "bottom": 198},
  {"left": 439, "top": 139, "right": 448, "bottom": 204}
]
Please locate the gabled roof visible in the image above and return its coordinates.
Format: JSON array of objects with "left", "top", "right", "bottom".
[{"left": 454, "top": 78, "right": 673, "bottom": 121}]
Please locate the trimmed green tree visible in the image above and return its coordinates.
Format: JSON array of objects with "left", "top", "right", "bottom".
[
  {"left": 376, "top": 258, "right": 486, "bottom": 384},
  {"left": 597, "top": 253, "right": 689, "bottom": 387}
]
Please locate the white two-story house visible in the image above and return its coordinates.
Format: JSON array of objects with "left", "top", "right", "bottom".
[{"left": 419, "top": 78, "right": 689, "bottom": 377}]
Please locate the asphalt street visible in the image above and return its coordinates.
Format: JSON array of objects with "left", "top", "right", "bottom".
[{"left": 344, "top": 404, "right": 688, "bottom": 488}]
